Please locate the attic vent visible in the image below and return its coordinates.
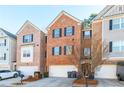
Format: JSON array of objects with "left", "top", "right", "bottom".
[{"left": 119, "top": 6, "right": 122, "bottom": 11}]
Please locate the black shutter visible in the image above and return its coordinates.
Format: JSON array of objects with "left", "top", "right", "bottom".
[
  {"left": 64, "top": 28, "right": 66, "bottom": 36},
  {"left": 4, "top": 39, "right": 6, "bottom": 46},
  {"left": 31, "top": 34, "right": 33, "bottom": 42},
  {"left": 72, "top": 26, "right": 74, "bottom": 35},
  {"left": 52, "top": 30, "right": 54, "bottom": 38},
  {"left": 59, "top": 47, "right": 61, "bottom": 55},
  {"left": 90, "top": 30, "right": 92, "bottom": 38},
  {"left": 109, "top": 20, "right": 113, "bottom": 30},
  {"left": 23, "top": 36, "right": 24, "bottom": 43},
  {"left": 60, "top": 28, "right": 62, "bottom": 37},
  {"left": 109, "top": 41, "right": 112, "bottom": 52},
  {"left": 83, "top": 31, "right": 85, "bottom": 38},
  {"left": 52, "top": 47, "right": 54, "bottom": 55},
  {"left": 64, "top": 46, "right": 66, "bottom": 55},
  {"left": 72, "top": 46, "right": 74, "bottom": 54},
  {"left": 4, "top": 53, "right": 6, "bottom": 60}
]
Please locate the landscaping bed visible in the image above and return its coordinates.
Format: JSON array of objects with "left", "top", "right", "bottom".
[
  {"left": 73, "top": 79, "right": 98, "bottom": 87},
  {"left": 22, "top": 76, "right": 41, "bottom": 82}
]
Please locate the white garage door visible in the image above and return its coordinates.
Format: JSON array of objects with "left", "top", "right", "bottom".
[
  {"left": 95, "top": 65, "right": 117, "bottom": 79},
  {"left": 49, "top": 65, "right": 78, "bottom": 77},
  {"left": 18, "top": 66, "right": 39, "bottom": 76}
]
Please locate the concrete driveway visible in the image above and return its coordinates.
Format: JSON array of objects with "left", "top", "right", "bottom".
[
  {"left": 0, "top": 77, "right": 124, "bottom": 87},
  {"left": 97, "top": 79, "right": 124, "bottom": 87},
  {"left": 23, "top": 77, "right": 75, "bottom": 87}
]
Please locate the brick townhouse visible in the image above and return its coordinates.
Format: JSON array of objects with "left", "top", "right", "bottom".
[
  {"left": 46, "top": 11, "right": 92, "bottom": 77},
  {"left": 16, "top": 20, "right": 46, "bottom": 76},
  {"left": 92, "top": 5, "right": 124, "bottom": 79}
]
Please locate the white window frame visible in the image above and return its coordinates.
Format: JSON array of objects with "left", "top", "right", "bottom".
[
  {"left": 84, "top": 48, "right": 91, "bottom": 57},
  {"left": 112, "top": 18, "right": 124, "bottom": 30},
  {"left": 65, "top": 46, "right": 73, "bottom": 55},
  {"left": 112, "top": 41, "right": 124, "bottom": 52}
]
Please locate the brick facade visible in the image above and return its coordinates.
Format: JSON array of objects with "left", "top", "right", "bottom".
[
  {"left": 16, "top": 21, "right": 46, "bottom": 74},
  {"left": 47, "top": 12, "right": 82, "bottom": 70}
]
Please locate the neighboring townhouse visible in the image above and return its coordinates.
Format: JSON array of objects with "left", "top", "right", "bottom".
[
  {"left": 16, "top": 20, "right": 46, "bottom": 76},
  {"left": 0, "top": 28, "right": 16, "bottom": 70},
  {"left": 46, "top": 11, "right": 83, "bottom": 77},
  {"left": 92, "top": 5, "right": 124, "bottom": 79}
]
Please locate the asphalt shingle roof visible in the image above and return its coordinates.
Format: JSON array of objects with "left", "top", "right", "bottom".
[{"left": 0, "top": 28, "right": 16, "bottom": 39}]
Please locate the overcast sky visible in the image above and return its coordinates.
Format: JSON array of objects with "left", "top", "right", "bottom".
[{"left": 0, "top": 5, "right": 105, "bottom": 34}]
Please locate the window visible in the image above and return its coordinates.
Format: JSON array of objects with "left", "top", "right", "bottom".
[
  {"left": 64, "top": 46, "right": 73, "bottom": 55},
  {"left": 52, "top": 46, "right": 61, "bottom": 55},
  {"left": 112, "top": 19, "right": 120, "bottom": 30},
  {"left": 53, "top": 28, "right": 61, "bottom": 38},
  {"left": 0, "top": 39, "right": 6, "bottom": 46},
  {"left": 64, "top": 26, "right": 74, "bottom": 36},
  {"left": 112, "top": 41, "right": 124, "bottom": 52},
  {"left": 83, "top": 31, "right": 91, "bottom": 39},
  {"left": 23, "top": 50, "right": 30, "bottom": 57},
  {"left": 0, "top": 53, "right": 6, "bottom": 60},
  {"left": 84, "top": 48, "right": 91, "bottom": 57},
  {"left": 110, "top": 18, "right": 124, "bottom": 30},
  {"left": 121, "top": 18, "right": 124, "bottom": 29},
  {"left": 23, "top": 34, "right": 33, "bottom": 43}
]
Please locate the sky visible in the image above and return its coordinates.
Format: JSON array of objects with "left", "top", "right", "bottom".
[{"left": 0, "top": 5, "right": 105, "bottom": 34}]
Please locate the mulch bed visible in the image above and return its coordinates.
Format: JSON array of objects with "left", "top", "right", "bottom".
[
  {"left": 73, "top": 79, "right": 98, "bottom": 87},
  {"left": 22, "top": 76, "right": 41, "bottom": 82}
]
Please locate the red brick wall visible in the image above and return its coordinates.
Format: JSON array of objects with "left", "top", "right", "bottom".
[
  {"left": 47, "top": 14, "right": 82, "bottom": 68},
  {"left": 16, "top": 23, "right": 46, "bottom": 72}
]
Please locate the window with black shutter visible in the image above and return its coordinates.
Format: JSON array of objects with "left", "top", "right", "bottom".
[
  {"left": 53, "top": 28, "right": 61, "bottom": 38},
  {"left": 109, "top": 41, "right": 112, "bottom": 52},
  {"left": 64, "top": 26, "right": 74, "bottom": 36},
  {"left": 109, "top": 20, "right": 113, "bottom": 30}
]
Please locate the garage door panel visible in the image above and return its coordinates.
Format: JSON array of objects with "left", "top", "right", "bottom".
[
  {"left": 49, "top": 65, "right": 77, "bottom": 77},
  {"left": 95, "top": 65, "right": 117, "bottom": 79}
]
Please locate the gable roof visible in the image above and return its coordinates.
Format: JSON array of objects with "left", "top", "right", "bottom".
[
  {"left": 47, "top": 11, "right": 82, "bottom": 30},
  {"left": 0, "top": 28, "right": 16, "bottom": 39},
  {"left": 93, "top": 5, "right": 114, "bottom": 21},
  {"left": 17, "top": 20, "right": 43, "bottom": 35}
]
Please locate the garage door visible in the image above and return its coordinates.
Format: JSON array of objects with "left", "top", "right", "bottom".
[
  {"left": 95, "top": 65, "right": 117, "bottom": 79},
  {"left": 49, "top": 65, "right": 78, "bottom": 77},
  {"left": 18, "top": 66, "right": 39, "bottom": 76}
]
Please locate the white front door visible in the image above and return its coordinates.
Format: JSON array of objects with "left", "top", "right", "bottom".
[{"left": 49, "top": 65, "right": 77, "bottom": 77}]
